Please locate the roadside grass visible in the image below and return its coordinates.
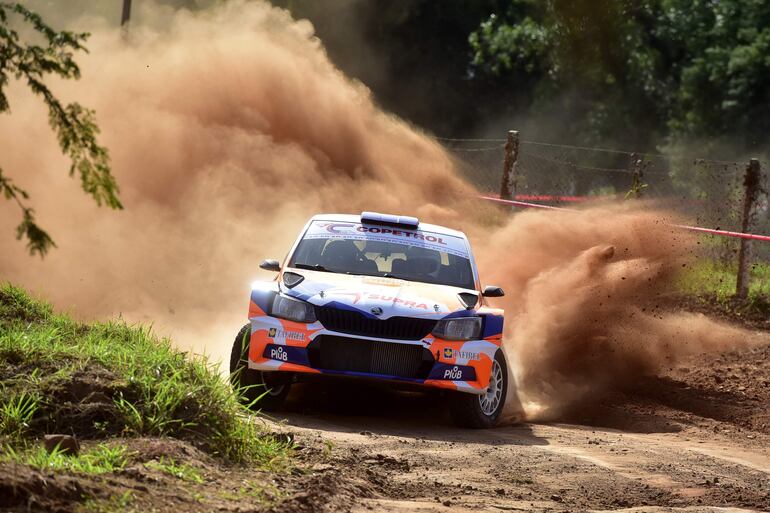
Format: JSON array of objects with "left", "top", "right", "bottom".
[
  {"left": 1, "top": 443, "right": 129, "bottom": 474},
  {"left": 145, "top": 457, "right": 204, "bottom": 484},
  {"left": 677, "top": 259, "right": 770, "bottom": 314},
  {"left": 0, "top": 391, "right": 40, "bottom": 441},
  {"left": 0, "top": 283, "right": 292, "bottom": 468},
  {"left": 217, "top": 480, "right": 284, "bottom": 507},
  {"left": 81, "top": 491, "right": 135, "bottom": 513}
]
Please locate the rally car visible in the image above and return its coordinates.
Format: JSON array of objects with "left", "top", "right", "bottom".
[{"left": 229, "top": 212, "right": 508, "bottom": 427}]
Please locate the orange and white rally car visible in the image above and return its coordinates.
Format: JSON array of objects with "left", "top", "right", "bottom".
[{"left": 229, "top": 212, "right": 508, "bottom": 427}]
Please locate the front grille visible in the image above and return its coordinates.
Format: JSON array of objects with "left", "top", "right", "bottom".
[
  {"left": 308, "top": 335, "right": 434, "bottom": 379},
  {"left": 315, "top": 306, "right": 436, "bottom": 340}
]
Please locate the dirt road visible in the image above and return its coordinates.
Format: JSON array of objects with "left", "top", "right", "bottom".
[{"left": 268, "top": 343, "right": 770, "bottom": 513}]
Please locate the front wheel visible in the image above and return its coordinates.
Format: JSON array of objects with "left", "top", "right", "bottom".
[
  {"left": 449, "top": 351, "right": 508, "bottom": 428},
  {"left": 229, "top": 324, "right": 291, "bottom": 411}
]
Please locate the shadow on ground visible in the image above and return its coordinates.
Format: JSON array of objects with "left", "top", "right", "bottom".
[
  {"left": 553, "top": 372, "right": 766, "bottom": 435},
  {"left": 273, "top": 379, "right": 549, "bottom": 447}
]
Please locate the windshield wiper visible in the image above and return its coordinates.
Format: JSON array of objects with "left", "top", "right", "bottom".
[{"left": 293, "top": 263, "right": 332, "bottom": 272}]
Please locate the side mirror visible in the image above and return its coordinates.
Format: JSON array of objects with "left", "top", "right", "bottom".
[
  {"left": 482, "top": 285, "right": 505, "bottom": 298},
  {"left": 259, "top": 259, "right": 281, "bottom": 272}
]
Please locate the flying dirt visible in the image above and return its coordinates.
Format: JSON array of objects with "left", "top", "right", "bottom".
[
  {"left": 0, "top": 0, "right": 760, "bottom": 424},
  {"left": 477, "top": 204, "right": 757, "bottom": 420}
]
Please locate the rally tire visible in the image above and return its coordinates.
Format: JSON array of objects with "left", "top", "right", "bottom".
[
  {"left": 449, "top": 351, "right": 508, "bottom": 428},
  {"left": 229, "top": 324, "right": 291, "bottom": 411}
]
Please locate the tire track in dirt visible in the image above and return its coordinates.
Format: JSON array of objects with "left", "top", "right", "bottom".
[{"left": 269, "top": 382, "right": 770, "bottom": 512}]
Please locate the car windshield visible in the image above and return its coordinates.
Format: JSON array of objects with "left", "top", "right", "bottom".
[{"left": 288, "top": 222, "right": 476, "bottom": 289}]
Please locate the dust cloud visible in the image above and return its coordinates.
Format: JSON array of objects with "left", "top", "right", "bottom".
[
  {"left": 0, "top": 1, "right": 756, "bottom": 419},
  {"left": 477, "top": 204, "right": 757, "bottom": 420},
  {"left": 0, "top": 0, "right": 480, "bottom": 364}
]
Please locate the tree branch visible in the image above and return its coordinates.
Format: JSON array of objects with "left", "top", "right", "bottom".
[
  {"left": 0, "top": 169, "right": 55, "bottom": 256},
  {"left": 0, "top": 2, "right": 121, "bottom": 256}
]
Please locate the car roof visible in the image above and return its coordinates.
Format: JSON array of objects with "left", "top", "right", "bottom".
[{"left": 309, "top": 213, "right": 467, "bottom": 239}]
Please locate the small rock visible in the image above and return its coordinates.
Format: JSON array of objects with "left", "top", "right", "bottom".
[
  {"left": 311, "top": 463, "right": 334, "bottom": 472},
  {"left": 44, "top": 434, "right": 79, "bottom": 456},
  {"left": 442, "top": 500, "right": 451, "bottom": 507},
  {"left": 550, "top": 494, "right": 563, "bottom": 502},
  {"left": 495, "top": 488, "right": 505, "bottom": 495}
]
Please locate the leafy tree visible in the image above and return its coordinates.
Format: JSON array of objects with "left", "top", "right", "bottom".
[
  {"left": 0, "top": 2, "right": 121, "bottom": 256},
  {"left": 469, "top": 0, "right": 669, "bottom": 149},
  {"left": 659, "top": 0, "right": 770, "bottom": 148},
  {"left": 468, "top": 0, "right": 770, "bottom": 153}
]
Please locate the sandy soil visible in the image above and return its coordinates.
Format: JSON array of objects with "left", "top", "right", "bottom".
[
  {"left": 266, "top": 340, "right": 770, "bottom": 513},
  {"left": 3, "top": 325, "right": 768, "bottom": 513}
]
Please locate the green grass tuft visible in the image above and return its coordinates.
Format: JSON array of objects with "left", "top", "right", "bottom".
[
  {"left": 677, "top": 260, "right": 770, "bottom": 302},
  {"left": 2, "top": 443, "right": 129, "bottom": 474},
  {"left": 81, "top": 491, "right": 135, "bottom": 513},
  {"left": 0, "top": 285, "right": 53, "bottom": 323},
  {"left": 0, "top": 283, "right": 291, "bottom": 467},
  {"left": 145, "top": 457, "right": 204, "bottom": 484},
  {"left": 0, "top": 391, "right": 40, "bottom": 440}
]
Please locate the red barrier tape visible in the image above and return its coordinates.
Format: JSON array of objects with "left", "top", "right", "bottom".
[
  {"left": 671, "top": 224, "right": 770, "bottom": 242},
  {"left": 480, "top": 195, "right": 770, "bottom": 243},
  {"left": 514, "top": 194, "right": 604, "bottom": 202},
  {"left": 479, "top": 195, "right": 578, "bottom": 212}
]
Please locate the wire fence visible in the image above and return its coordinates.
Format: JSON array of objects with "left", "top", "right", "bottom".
[{"left": 442, "top": 134, "right": 770, "bottom": 271}]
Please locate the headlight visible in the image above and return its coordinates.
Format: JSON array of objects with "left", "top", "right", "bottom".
[
  {"left": 270, "top": 294, "right": 317, "bottom": 323},
  {"left": 432, "top": 317, "right": 482, "bottom": 341}
]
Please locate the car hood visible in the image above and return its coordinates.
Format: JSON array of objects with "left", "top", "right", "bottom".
[{"left": 282, "top": 269, "right": 476, "bottom": 320}]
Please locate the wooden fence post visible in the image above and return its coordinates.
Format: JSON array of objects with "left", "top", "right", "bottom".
[
  {"left": 121, "top": 0, "right": 132, "bottom": 26},
  {"left": 499, "top": 130, "right": 519, "bottom": 201},
  {"left": 626, "top": 152, "right": 645, "bottom": 199},
  {"left": 736, "top": 158, "right": 761, "bottom": 300},
  {"left": 121, "top": 0, "right": 132, "bottom": 39}
]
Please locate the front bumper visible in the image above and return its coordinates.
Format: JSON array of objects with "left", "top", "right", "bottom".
[{"left": 247, "top": 304, "right": 503, "bottom": 395}]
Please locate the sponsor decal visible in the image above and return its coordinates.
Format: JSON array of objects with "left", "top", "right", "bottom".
[
  {"left": 316, "top": 222, "right": 447, "bottom": 244},
  {"left": 262, "top": 344, "right": 311, "bottom": 365},
  {"left": 367, "top": 293, "right": 429, "bottom": 309},
  {"left": 267, "top": 327, "right": 304, "bottom": 341},
  {"left": 305, "top": 221, "right": 470, "bottom": 258},
  {"left": 329, "top": 291, "right": 430, "bottom": 310},
  {"left": 318, "top": 223, "right": 356, "bottom": 234},
  {"left": 443, "top": 366, "right": 464, "bottom": 380},
  {"left": 355, "top": 226, "right": 446, "bottom": 245},
  {"left": 269, "top": 345, "right": 288, "bottom": 362},
  {"left": 428, "top": 363, "right": 477, "bottom": 381},
  {"left": 442, "top": 348, "right": 481, "bottom": 361},
  {"left": 366, "top": 294, "right": 428, "bottom": 310},
  {"left": 361, "top": 277, "right": 401, "bottom": 286}
]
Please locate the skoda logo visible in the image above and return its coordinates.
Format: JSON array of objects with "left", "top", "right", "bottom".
[{"left": 370, "top": 307, "right": 383, "bottom": 316}]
